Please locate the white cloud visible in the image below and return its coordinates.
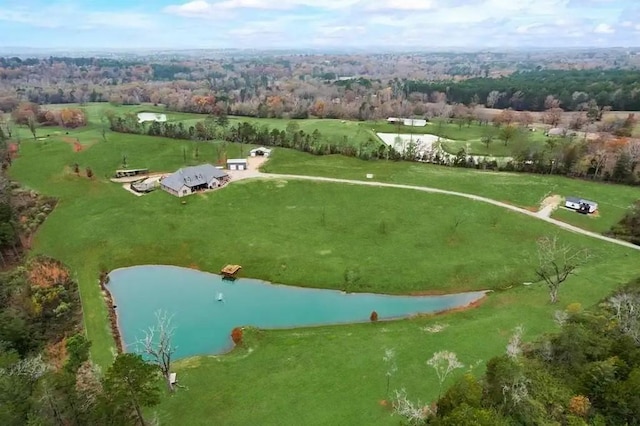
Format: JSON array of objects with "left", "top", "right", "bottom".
[
  {"left": 164, "top": 0, "right": 358, "bottom": 16},
  {"left": 594, "top": 23, "right": 614, "bottom": 33},
  {"left": 363, "top": 0, "right": 437, "bottom": 11},
  {"left": 0, "top": 6, "right": 154, "bottom": 30}
]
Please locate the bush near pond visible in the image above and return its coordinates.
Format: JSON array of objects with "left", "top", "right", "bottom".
[{"left": 231, "top": 327, "right": 243, "bottom": 345}]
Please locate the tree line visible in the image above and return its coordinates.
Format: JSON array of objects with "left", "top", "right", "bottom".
[{"left": 107, "top": 112, "right": 392, "bottom": 161}]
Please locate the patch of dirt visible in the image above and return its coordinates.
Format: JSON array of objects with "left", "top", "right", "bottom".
[
  {"left": 540, "top": 194, "right": 562, "bottom": 210},
  {"left": 60, "top": 136, "right": 98, "bottom": 152}
]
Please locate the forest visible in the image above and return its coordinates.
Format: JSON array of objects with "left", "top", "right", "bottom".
[
  {"left": 1, "top": 51, "right": 640, "bottom": 123},
  {"left": 403, "top": 69, "right": 640, "bottom": 112},
  {"left": 0, "top": 152, "right": 164, "bottom": 426}
]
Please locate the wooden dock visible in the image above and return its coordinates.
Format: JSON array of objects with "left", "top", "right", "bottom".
[{"left": 221, "top": 264, "right": 242, "bottom": 279}]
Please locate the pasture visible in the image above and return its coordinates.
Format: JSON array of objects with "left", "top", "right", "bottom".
[
  {"left": 262, "top": 149, "right": 639, "bottom": 232},
  {"left": 5, "top": 105, "right": 640, "bottom": 424}
]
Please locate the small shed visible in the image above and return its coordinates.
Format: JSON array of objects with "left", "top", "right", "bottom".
[
  {"left": 565, "top": 197, "right": 598, "bottom": 214},
  {"left": 227, "top": 159, "right": 248, "bottom": 171},
  {"left": 403, "top": 118, "right": 427, "bottom": 127},
  {"left": 250, "top": 147, "right": 272, "bottom": 157}
]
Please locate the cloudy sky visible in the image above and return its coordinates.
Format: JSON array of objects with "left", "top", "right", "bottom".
[{"left": 0, "top": 0, "right": 638, "bottom": 50}]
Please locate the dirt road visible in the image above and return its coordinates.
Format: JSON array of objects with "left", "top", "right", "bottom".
[{"left": 231, "top": 170, "right": 640, "bottom": 252}]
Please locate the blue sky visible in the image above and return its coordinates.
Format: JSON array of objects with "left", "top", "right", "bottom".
[{"left": 0, "top": 0, "right": 638, "bottom": 50}]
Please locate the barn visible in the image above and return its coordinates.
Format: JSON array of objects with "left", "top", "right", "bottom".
[
  {"left": 565, "top": 197, "right": 598, "bottom": 214},
  {"left": 227, "top": 159, "right": 248, "bottom": 171},
  {"left": 250, "top": 147, "right": 272, "bottom": 157},
  {"left": 160, "top": 164, "right": 229, "bottom": 197}
]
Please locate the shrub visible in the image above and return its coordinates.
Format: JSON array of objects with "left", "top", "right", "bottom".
[
  {"left": 231, "top": 327, "right": 243, "bottom": 345},
  {"left": 568, "top": 395, "right": 591, "bottom": 418},
  {"left": 566, "top": 303, "right": 582, "bottom": 314},
  {"left": 370, "top": 311, "right": 378, "bottom": 322}
]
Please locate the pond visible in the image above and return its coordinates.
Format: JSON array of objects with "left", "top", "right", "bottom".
[
  {"left": 137, "top": 112, "right": 167, "bottom": 123},
  {"left": 108, "top": 265, "right": 487, "bottom": 359}
]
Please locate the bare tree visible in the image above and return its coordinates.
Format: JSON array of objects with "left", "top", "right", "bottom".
[
  {"left": 608, "top": 293, "right": 640, "bottom": 345},
  {"left": 535, "top": 235, "right": 590, "bottom": 304},
  {"left": 543, "top": 107, "right": 564, "bottom": 127},
  {"left": 383, "top": 348, "right": 397, "bottom": 397},
  {"left": 392, "top": 389, "right": 432, "bottom": 425},
  {"left": 137, "top": 310, "right": 177, "bottom": 391},
  {"left": 486, "top": 90, "right": 503, "bottom": 108},
  {"left": 427, "top": 350, "right": 464, "bottom": 399},
  {"left": 506, "top": 325, "right": 524, "bottom": 360}
]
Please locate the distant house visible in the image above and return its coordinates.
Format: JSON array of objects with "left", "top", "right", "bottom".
[
  {"left": 546, "top": 128, "right": 577, "bottom": 137},
  {"left": 386, "top": 117, "right": 427, "bottom": 127},
  {"left": 403, "top": 118, "right": 427, "bottom": 127},
  {"left": 227, "top": 158, "right": 248, "bottom": 171},
  {"left": 160, "top": 164, "right": 229, "bottom": 197},
  {"left": 565, "top": 197, "right": 598, "bottom": 214},
  {"left": 250, "top": 147, "right": 272, "bottom": 157}
]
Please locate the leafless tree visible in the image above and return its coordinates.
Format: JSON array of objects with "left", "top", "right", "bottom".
[
  {"left": 392, "top": 388, "right": 432, "bottom": 424},
  {"left": 506, "top": 326, "right": 524, "bottom": 360},
  {"left": 427, "top": 350, "right": 464, "bottom": 399},
  {"left": 535, "top": 235, "right": 590, "bottom": 304},
  {"left": 486, "top": 90, "right": 503, "bottom": 108},
  {"left": 608, "top": 293, "right": 640, "bottom": 345},
  {"left": 137, "top": 310, "right": 177, "bottom": 391},
  {"left": 543, "top": 107, "right": 564, "bottom": 127}
]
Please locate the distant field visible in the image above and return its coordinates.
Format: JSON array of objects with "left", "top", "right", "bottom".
[
  {"left": 262, "top": 149, "right": 638, "bottom": 232},
  {"left": 366, "top": 119, "right": 554, "bottom": 157}
]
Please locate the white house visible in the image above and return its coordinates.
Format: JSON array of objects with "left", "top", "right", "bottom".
[
  {"left": 250, "top": 147, "right": 272, "bottom": 157},
  {"left": 387, "top": 117, "right": 427, "bottom": 127},
  {"left": 160, "top": 164, "right": 229, "bottom": 197},
  {"left": 403, "top": 118, "right": 427, "bottom": 127},
  {"left": 565, "top": 197, "right": 598, "bottom": 214},
  {"left": 227, "top": 158, "right": 248, "bottom": 171}
]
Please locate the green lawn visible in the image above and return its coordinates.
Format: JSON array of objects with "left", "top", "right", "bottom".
[
  {"left": 156, "top": 254, "right": 638, "bottom": 425},
  {"left": 262, "top": 149, "right": 638, "bottom": 232}
]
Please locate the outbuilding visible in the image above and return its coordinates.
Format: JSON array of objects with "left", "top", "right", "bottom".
[
  {"left": 565, "top": 197, "right": 598, "bottom": 214},
  {"left": 250, "top": 147, "right": 272, "bottom": 157},
  {"left": 227, "top": 159, "right": 248, "bottom": 171}
]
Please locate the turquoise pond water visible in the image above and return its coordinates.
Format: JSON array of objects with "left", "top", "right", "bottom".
[{"left": 108, "top": 265, "right": 486, "bottom": 359}]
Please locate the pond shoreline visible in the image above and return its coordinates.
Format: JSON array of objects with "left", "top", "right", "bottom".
[
  {"left": 106, "top": 264, "right": 489, "bottom": 358},
  {"left": 100, "top": 270, "right": 124, "bottom": 355}
]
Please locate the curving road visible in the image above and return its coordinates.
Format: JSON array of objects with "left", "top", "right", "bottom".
[{"left": 229, "top": 169, "right": 640, "bottom": 252}]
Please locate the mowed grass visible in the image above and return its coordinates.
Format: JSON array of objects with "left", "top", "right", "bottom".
[
  {"left": 156, "top": 253, "right": 638, "bottom": 425},
  {"left": 262, "top": 149, "right": 639, "bottom": 232},
  {"left": 8, "top": 131, "right": 640, "bottom": 425}
]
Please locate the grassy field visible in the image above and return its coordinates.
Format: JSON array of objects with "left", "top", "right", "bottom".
[
  {"left": 262, "top": 149, "right": 638, "bottom": 232},
  {"left": 24, "top": 103, "right": 380, "bottom": 149},
  {"left": 6, "top": 107, "right": 640, "bottom": 424},
  {"left": 367, "top": 119, "right": 552, "bottom": 156},
  {"left": 9, "top": 132, "right": 640, "bottom": 424}
]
